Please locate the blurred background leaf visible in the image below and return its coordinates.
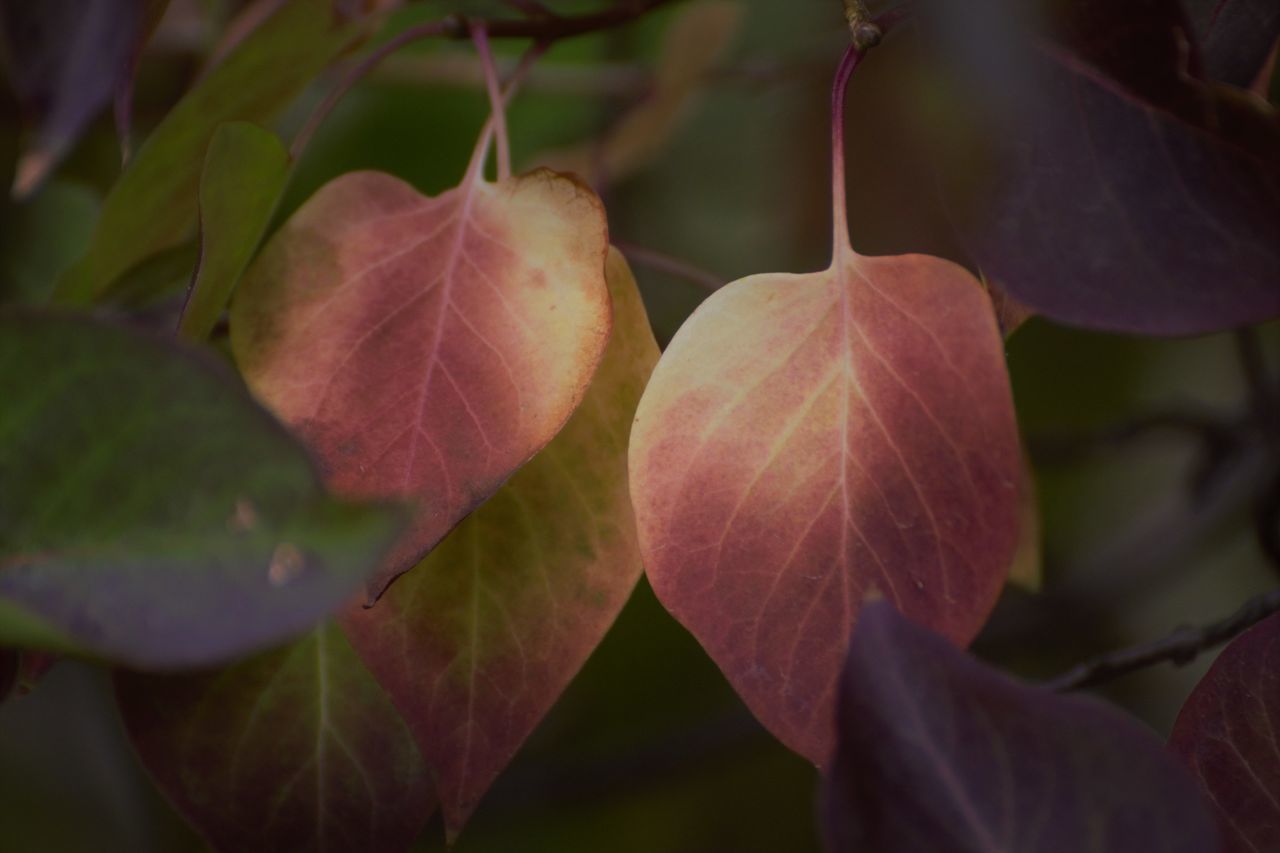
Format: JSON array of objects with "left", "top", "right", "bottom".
[{"left": 0, "top": 0, "right": 1277, "bottom": 849}]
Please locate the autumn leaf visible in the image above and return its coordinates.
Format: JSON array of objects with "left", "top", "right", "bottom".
[
  {"left": 341, "top": 247, "right": 657, "bottom": 836},
  {"left": 823, "top": 601, "right": 1221, "bottom": 853},
  {"left": 0, "top": 312, "right": 403, "bottom": 668},
  {"left": 1169, "top": 611, "right": 1280, "bottom": 853},
  {"left": 628, "top": 46, "right": 1023, "bottom": 764},
  {"left": 231, "top": 135, "right": 612, "bottom": 600},
  {"left": 116, "top": 623, "right": 434, "bottom": 853}
]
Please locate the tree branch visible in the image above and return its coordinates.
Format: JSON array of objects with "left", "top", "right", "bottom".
[
  {"left": 1045, "top": 587, "right": 1280, "bottom": 691},
  {"left": 613, "top": 240, "right": 725, "bottom": 291},
  {"left": 292, "top": 1, "right": 682, "bottom": 158},
  {"left": 445, "top": 0, "right": 681, "bottom": 41}
]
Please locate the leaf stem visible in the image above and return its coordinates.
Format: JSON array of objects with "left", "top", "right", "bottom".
[
  {"left": 463, "top": 41, "right": 550, "bottom": 186},
  {"left": 1045, "top": 587, "right": 1280, "bottom": 691},
  {"left": 829, "top": 6, "right": 908, "bottom": 260},
  {"left": 470, "top": 23, "right": 512, "bottom": 181},
  {"left": 290, "top": 0, "right": 681, "bottom": 160},
  {"left": 830, "top": 45, "right": 864, "bottom": 259}
]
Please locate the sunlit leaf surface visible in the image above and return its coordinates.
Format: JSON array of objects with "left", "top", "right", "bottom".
[
  {"left": 232, "top": 167, "right": 611, "bottom": 600},
  {"left": 629, "top": 50, "right": 1023, "bottom": 761}
]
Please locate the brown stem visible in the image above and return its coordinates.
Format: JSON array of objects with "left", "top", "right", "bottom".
[
  {"left": 613, "top": 241, "right": 725, "bottom": 291},
  {"left": 842, "top": 0, "right": 884, "bottom": 49},
  {"left": 501, "top": 0, "right": 558, "bottom": 18},
  {"left": 1045, "top": 587, "right": 1280, "bottom": 691},
  {"left": 291, "top": 0, "right": 683, "bottom": 159},
  {"left": 452, "top": 0, "right": 680, "bottom": 41},
  {"left": 291, "top": 18, "right": 453, "bottom": 158}
]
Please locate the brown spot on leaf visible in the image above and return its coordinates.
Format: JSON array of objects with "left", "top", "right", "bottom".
[{"left": 268, "top": 543, "right": 305, "bottom": 587}]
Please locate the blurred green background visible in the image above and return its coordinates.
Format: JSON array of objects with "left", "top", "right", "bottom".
[{"left": 1, "top": 1, "right": 1277, "bottom": 850}]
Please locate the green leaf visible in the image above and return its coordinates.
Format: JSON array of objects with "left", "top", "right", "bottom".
[
  {"left": 179, "top": 122, "right": 290, "bottom": 341},
  {"left": 116, "top": 622, "right": 435, "bottom": 853},
  {"left": 53, "top": 0, "right": 371, "bottom": 305},
  {"left": 0, "top": 311, "right": 402, "bottom": 668}
]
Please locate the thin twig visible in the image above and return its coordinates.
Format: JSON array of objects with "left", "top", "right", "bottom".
[
  {"left": 372, "top": 54, "right": 649, "bottom": 96},
  {"left": 291, "top": 18, "right": 452, "bottom": 158},
  {"left": 470, "top": 23, "right": 511, "bottom": 181},
  {"left": 451, "top": 0, "right": 680, "bottom": 41},
  {"left": 1046, "top": 587, "right": 1280, "bottom": 691},
  {"left": 613, "top": 241, "right": 725, "bottom": 291},
  {"left": 501, "top": 0, "right": 558, "bottom": 18},
  {"left": 291, "top": 0, "right": 683, "bottom": 159}
]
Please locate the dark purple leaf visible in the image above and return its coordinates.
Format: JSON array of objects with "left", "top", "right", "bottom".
[
  {"left": 1185, "top": 0, "right": 1280, "bottom": 88},
  {"left": 0, "top": 0, "right": 148, "bottom": 196},
  {"left": 920, "top": 0, "right": 1280, "bottom": 335},
  {"left": 823, "top": 601, "right": 1221, "bottom": 853},
  {"left": 1169, "top": 611, "right": 1280, "bottom": 853}
]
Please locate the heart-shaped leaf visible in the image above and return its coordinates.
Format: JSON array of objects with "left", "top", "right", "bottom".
[
  {"left": 919, "top": 0, "right": 1280, "bottom": 335},
  {"left": 1169, "top": 611, "right": 1280, "bottom": 853},
  {"left": 823, "top": 601, "right": 1221, "bottom": 853},
  {"left": 54, "top": 0, "right": 372, "bottom": 304},
  {"left": 179, "top": 121, "right": 290, "bottom": 341},
  {"left": 116, "top": 622, "right": 434, "bottom": 853},
  {"left": 0, "top": 312, "right": 402, "bottom": 668},
  {"left": 342, "top": 247, "right": 658, "bottom": 835},
  {"left": 231, "top": 157, "right": 611, "bottom": 600},
  {"left": 628, "top": 47, "right": 1023, "bottom": 764}
]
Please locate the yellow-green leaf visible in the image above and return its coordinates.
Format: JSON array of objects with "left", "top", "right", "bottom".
[
  {"left": 179, "top": 122, "right": 290, "bottom": 341},
  {"left": 54, "top": 0, "right": 371, "bottom": 304}
]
